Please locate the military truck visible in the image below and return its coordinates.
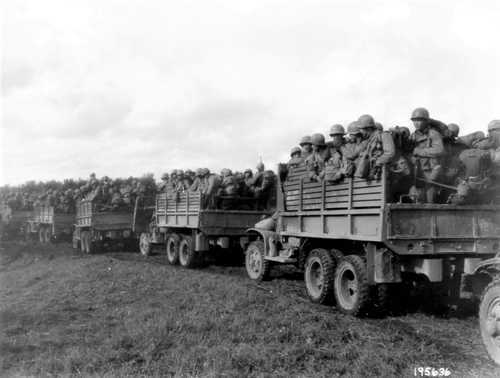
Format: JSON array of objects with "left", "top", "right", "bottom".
[
  {"left": 73, "top": 197, "right": 153, "bottom": 253},
  {"left": 244, "top": 164, "right": 500, "bottom": 322},
  {"left": 1, "top": 205, "right": 32, "bottom": 241},
  {"left": 138, "top": 189, "right": 271, "bottom": 267},
  {"left": 24, "top": 205, "right": 74, "bottom": 243}
]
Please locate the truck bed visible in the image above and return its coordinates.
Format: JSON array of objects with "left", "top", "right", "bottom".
[
  {"left": 280, "top": 165, "right": 500, "bottom": 255},
  {"left": 156, "top": 191, "right": 270, "bottom": 236}
]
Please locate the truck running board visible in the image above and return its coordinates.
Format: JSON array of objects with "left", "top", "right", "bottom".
[{"left": 265, "top": 256, "right": 297, "bottom": 264}]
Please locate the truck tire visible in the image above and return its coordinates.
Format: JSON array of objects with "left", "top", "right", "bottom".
[
  {"left": 139, "top": 233, "right": 152, "bottom": 256},
  {"left": 479, "top": 277, "right": 500, "bottom": 364},
  {"left": 304, "top": 248, "right": 335, "bottom": 304},
  {"left": 38, "top": 227, "right": 45, "bottom": 243},
  {"left": 166, "top": 234, "right": 180, "bottom": 265},
  {"left": 179, "top": 235, "right": 197, "bottom": 268},
  {"left": 72, "top": 231, "right": 80, "bottom": 250},
  {"left": 245, "top": 240, "right": 271, "bottom": 281},
  {"left": 44, "top": 227, "right": 52, "bottom": 244},
  {"left": 80, "top": 230, "right": 89, "bottom": 253},
  {"left": 334, "top": 255, "right": 370, "bottom": 316}
]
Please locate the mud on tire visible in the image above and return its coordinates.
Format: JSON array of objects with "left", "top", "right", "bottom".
[
  {"left": 304, "top": 248, "right": 336, "bottom": 305},
  {"left": 334, "top": 255, "right": 371, "bottom": 316},
  {"left": 479, "top": 277, "right": 500, "bottom": 365},
  {"left": 245, "top": 240, "right": 271, "bottom": 281}
]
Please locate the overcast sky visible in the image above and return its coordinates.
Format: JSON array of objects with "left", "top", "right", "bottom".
[{"left": 1, "top": 0, "right": 500, "bottom": 185}]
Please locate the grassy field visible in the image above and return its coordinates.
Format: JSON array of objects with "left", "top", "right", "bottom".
[{"left": 0, "top": 242, "right": 498, "bottom": 377}]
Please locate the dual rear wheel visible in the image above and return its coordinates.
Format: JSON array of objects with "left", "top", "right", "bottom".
[
  {"left": 165, "top": 233, "right": 198, "bottom": 268},
  {"left": 303, "top": 251, "right": 371, "bottom": 316}
]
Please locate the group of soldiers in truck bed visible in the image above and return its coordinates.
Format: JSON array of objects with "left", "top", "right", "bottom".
[
  {"left": 0, "top": 174, "right": 157, "bottom": 214},
  {"left": 287, "top": 108, "right": 500, "bottom": 204},
  {"left": 157, "top": 165, "right": 276, "bottom": 210}
]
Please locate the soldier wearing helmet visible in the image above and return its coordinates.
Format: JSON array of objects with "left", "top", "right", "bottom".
[
  {"left": 287, "top": 146, "right": 303, "bottom": 169},
  {"left": 441, "top": 123, "right": 467, "bottom": 186},
  {"left": 300, "top": 135, "right": 313, "bottom": 159},
  {"left": 189, "top": 168, "right": 204, "bottom": 192},
  {"left": 219, "top": 168, "right": 238, "bottom": 206},
  {"left": 305, "top": 133, "right": 331, "bottom": 182},
  {"left": 343, "top": 121, "right": 367, "bottom": 176},
  {"left": 324, "top": 124, "right": 350, "bottom": 182},
  {"left": 408, "top": 107, "right": 445, "bottom": 203},
  {"left": 355, "top": 114, "right": 395, "bottom": 180},
  {"left": 201, "top": 168, "right": 221, "bottom": 209}
]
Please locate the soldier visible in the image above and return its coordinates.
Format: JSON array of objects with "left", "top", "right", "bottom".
[
  {"left": 325, "top": 124, "right": 348, "bottom": 182},
  {"left": 387, "top": 126, "right": 413, "bottom": 201},
  {"left": 355, "top": 114, "right": 395, "bottom": 180},
  {"left": 242, "top": 169, "right": 254, "bottom": 196},
  {"left": 175, "top": 170, "right": 186, "bottom": 191},
  {"left": 254, "top": 170, "right": 276, "bottom": 210},
  {"left": 159, "top": 173, "right": 169, "bottom": 190},
  {"left": 344, "top": 122, "right": 367, "bottom": 163},
  {"left": 408, "top": 108, "right": 444, "bottom": 203},
  {"left": 287, "top": 146, "right": 303, "bottom": 168},
  {"left": 442, "top": 123, "right": 467, "bottom": 186},
  {"left": 300, "top": 136, "right": 313, "bottom": 159},
  {"left": 201, "top": 168, "right": 221, "bottom": 209},
  {"left": 305, "top": 133, "right": 330, "bottom": 182},
  {"left": 189, "top": 168, "right": 204, "bottom": 192}
]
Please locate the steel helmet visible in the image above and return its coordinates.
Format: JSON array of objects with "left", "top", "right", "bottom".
[
  {"left": 347, "top": 121, "right": 361, "bottom": 135},
  {"left": 375, "top": 122, "right": 383, "bottom": 131},
  {"left": 244, "top": 169, "right": 252, "bottom": 175},
  {"left": 329, "top": 124, "right": 345, "bottom": 136},
  {"left": 488, "top": 120, "right": 500, "bottom": 132},
  {"left": 358, "top": 114, "right": 376, "bottom": 129},
  {"left": 161, "top": 173, "right": 169, "bottom": 180},
  {"left": 299, "top": 135, "right": 312, "bottom": 146},
  {"left": 170, "top": 169, "right": 177, "bottom": 176},
  {"left": 410, "top": 107, "right": 430, "bottom": 120},
  {"left": 311, "top": 133, "right": 326, "bottom": 146},
  {"left": 195, "top": 168, "right": 204, "bottom": 177},
  {"left": 447, "top": 123, "right": 460, "bottom": 138},
  {"left": 290, "top": 146, "right": 302, "bottom": 156},
  {"left": 256, "top": 162, "right": 265, "bottom": 171}
]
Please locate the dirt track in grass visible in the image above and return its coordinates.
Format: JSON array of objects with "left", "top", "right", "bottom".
[{"left": 0, "top": 241, "right": 497, "bottom": 377}]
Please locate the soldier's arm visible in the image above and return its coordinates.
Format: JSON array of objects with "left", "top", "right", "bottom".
[
  {"left": 416, "top": 129, "right": 444, "bottom": 158},
  {"left": 376, "top": 132, "right": 396, "bottom": 165}
]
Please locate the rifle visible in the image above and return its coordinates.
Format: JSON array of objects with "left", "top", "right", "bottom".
[{"left": 415, "top": 177, "right": 457, "bottom": 191}]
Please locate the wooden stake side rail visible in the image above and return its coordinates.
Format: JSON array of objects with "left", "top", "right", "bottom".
[
  {"left": 155, "top": 190, "right": 271, "bottom": 235},
  {"left": 280, "top": 165, "right": 387, "bottom": 241}
]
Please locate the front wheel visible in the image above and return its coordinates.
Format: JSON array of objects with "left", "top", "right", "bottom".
[
  {"left": 304, "top": 249, "right": 335, "bottom": 304},
  {"left": 245, "top": 240, "right": 271, "bottom": 281},
  {"left": 479, "top": 278, "right": 500, "bottom": 365},
  {"left": 333, "top": 255, "right": 370, "bottom": 316}
]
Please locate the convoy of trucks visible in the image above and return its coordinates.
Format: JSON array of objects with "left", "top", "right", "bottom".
[{"left": 2, "top": 166, "right": 500, "bottom": 364}]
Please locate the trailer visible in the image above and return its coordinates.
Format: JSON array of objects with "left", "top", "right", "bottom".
[
  {"left": 24, "top": 205, "right": 74, "bottom": 243},
  {"left": 244, "top": 164, "right": 500, "bottom": 347},
  {"left": 139, "top": 190, "right": 271, "bottom": 267},
  {"left": 73, "top": 197, "right": 153, "bottom": 254}
]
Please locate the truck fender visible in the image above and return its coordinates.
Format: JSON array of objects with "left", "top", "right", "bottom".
[
  {"left": 473, "top": 257, "right": 500, "bottom": 276},
  {"left": 245, "top": 228, "right": 278, "bottom": 256}
]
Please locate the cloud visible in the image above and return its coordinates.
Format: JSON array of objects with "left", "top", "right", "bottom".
[{"left": 2, "top": 0, "right": 500, "bottom": 184}]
